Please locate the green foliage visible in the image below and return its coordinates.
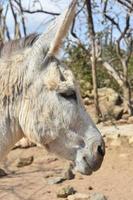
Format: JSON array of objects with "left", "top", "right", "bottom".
[
  {"left": 64, "top": 44, "right": 92, "bottom": 96},
  {"left": 64, "top": 44, "right": 123, "bottom": 96},
  {"left": 65, "top": 44, "right": 92, "bottom": 82}
]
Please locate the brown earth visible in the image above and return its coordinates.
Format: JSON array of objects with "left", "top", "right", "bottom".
[{"left": 0, "top": 134, "right": 133, "bottom": 200}]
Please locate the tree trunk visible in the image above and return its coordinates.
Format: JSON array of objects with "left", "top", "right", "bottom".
[
  {"left": 86, "top": 0, "right": 101, "bottom": 119},
  {"left": 122, "top": 81, "right": 132, "bottom": 115},
  {"left": 121, "top": 59, "right": 133, "bottom": 115}
]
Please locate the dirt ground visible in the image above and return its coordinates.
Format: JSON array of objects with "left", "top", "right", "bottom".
[{"left": 0, "top": 132, "right": 133, "bottom": 200}]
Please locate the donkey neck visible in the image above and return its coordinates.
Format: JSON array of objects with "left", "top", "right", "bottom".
[
  {"left": 0, "top": 52, "right": 26, "bottom": 161},
  {"left": 0, "top": 116, "right": 24, "bottom": 161}
]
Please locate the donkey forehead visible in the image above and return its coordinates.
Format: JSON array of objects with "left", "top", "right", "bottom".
[{"left": 42, "top": 55, "right": 75, "bottom": 91}]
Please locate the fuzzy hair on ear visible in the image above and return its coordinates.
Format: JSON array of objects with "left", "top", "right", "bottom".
[
  {"left": 48, "top": 0, "right": 77, "bottom": 55},
  {"left": 27, "top": 0, "right": 77, "bottom": 76}
]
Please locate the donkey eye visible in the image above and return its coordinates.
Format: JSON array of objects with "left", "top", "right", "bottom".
[{"left": 59, "top": 90, "right": 77, "bottom": 101}]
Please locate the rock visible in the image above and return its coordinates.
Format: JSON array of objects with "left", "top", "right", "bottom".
[
  {"left": 97, "top": 88, "right": 121, "bottom": 105},
  {"left": 67, "top": 193, "right": 89, "bottom": 200},
  {"left": 14, "top": 137, "right": 36, "bottom": 149},
  {"left": 48, "top": 177, "right": 65, "bottom": 185},
  {"left": 93, "top": 88, "right": 122, "bottom": 120},
  {"left": 128, "top": 116, "right": 133, "bottom": 123},
  {"left": 63, "top": 165, "right": 75, "bottom": 180},
  {"left": 112, "top": 106, "right": 123, "bottom": 120},
  {"left": 90, "top": 193, "right": 107, "bottom": 200},
  {"left": 16, "top": 156, "right": 34, "bottom": 167},
  {"left": 0, "top": 169, "right": 7, "bottom": 177},
  {"left": 57, "top": 186, "right": 76, "bottom": 198},
  {"left": 122, "top": 114, "right": 129, "bottom": 120}
]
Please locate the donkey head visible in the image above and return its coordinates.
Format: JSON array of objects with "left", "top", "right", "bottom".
[{"left": 19, "top": 0, "right": 105, "bottom": 175}]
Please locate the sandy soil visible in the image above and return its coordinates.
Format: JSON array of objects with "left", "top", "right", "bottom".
[{"left": 0, "top": 136, "right": 133, "bottom": 200}]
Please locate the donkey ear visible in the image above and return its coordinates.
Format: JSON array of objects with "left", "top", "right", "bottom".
[
  {"left": 48, "top": 0, "right": 76, "bottom": 55},
  {"left": 28, "top": 0, "right": 76, "bottom": 73}
]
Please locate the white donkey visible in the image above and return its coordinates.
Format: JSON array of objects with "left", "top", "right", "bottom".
[{"left": 0, "top": 0, "right": 105, "bottom": 175}]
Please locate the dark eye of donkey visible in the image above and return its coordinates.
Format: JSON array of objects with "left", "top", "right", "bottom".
[{"left": 60, "top": 90, "right": 77, "bottom": 101}]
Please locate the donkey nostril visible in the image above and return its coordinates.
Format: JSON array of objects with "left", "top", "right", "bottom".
[{"left": 97, "top": 145, "right": 105, "bottom": 157}]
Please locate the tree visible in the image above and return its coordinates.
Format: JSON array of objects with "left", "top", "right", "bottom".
[
  {"left": 1, "top": 0, "right": 133, "bottom": 118},
  {"left": 100, "top": 0, "right": 133, "bottom": 115},
  {"left": 67, "top": 0, "right": 133, "bottom": 116},
  {"left": 85, "top": 0, "right": 101, "bottom": 119},
  {"left": 0, "top": 0, "right": 60, "bottom": 41}
]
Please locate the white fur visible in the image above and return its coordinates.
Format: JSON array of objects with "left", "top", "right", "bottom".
[{"left": 0, "top": 0, "right": 105, "bottom": 174}]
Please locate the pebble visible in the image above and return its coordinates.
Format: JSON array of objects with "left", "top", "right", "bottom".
[
  {"left": 57, "top": 186, "right": 76, "bottom": 198},
  {"left": 16, "top": 156, "right": 34, "bottom": 167},
  {"left": 64, "top": 165, "right": 75, "bottom": 180},
  {"left": 0, "top": 169, "right": 7, "bottom": 177},
  {"left": 67, "top": 193, "right": 89, "bottom": 200},
  {"left": 48, "top": 177, "right": 65, "bottom": 185},
  {"left": 90, "top": 193, "right": 107, "bottom": 200}
]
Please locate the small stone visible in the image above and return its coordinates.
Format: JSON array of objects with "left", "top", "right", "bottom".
[
  {"left": 90, "top": 193, "right": 107, "bottom": 200},
  {"left": 48, "top": 177, "right": 65, "bottom": 185},
  {"left": 14, "top": 138, "right": 36, "bottom": 149},
  {"left": 67, "top": 193, "right": 89, "bottom": 200},
  {"left": 0, "top": 169, "right": 7, "bottom": 177},
  {"left": 16, "top": 156, "right": 34, "bottom": 167},
  {"left": 64, "top": 165, "right": 75, "bottom": 180},
  {"left": 57, "top": 186, "right": 76, "bottom": 198}
]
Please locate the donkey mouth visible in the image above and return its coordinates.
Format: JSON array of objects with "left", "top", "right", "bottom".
[
  {"left": 83, "top": 155, "right": 104, "bottom": 173},
  {"left": 74, "top": 155, "right": 103, "bottom": 175},
  {"left": 73, "top": 158, "right": 93, "bottom": 175},
  {"left": 82, "top": 157, "right": 94, "bottom": 175}
]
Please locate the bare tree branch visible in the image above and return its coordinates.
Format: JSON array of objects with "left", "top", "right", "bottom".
[
  {"left": 9, "top": 0, "right": 21, "bottom": 38},
  {"left": 13, "top": 0, "right": 27, "bottom": 36},
  {"left": 117, "top": 0, "right": 133, "bottom": 12},
  {"left": 22, "top": 8, "right": 60, "bottom": 16},
  {"left": 117, "top": 14, "right": 130, "bottom": 43},
  {"left": 103, "top": 1, "right": 121, "bottom": 33},
  {"left": 86, "top": 0, "right": 101, "bottom": 118},
  {"left": 101, "top": 60, "right": 124, "bottom": 86}
]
